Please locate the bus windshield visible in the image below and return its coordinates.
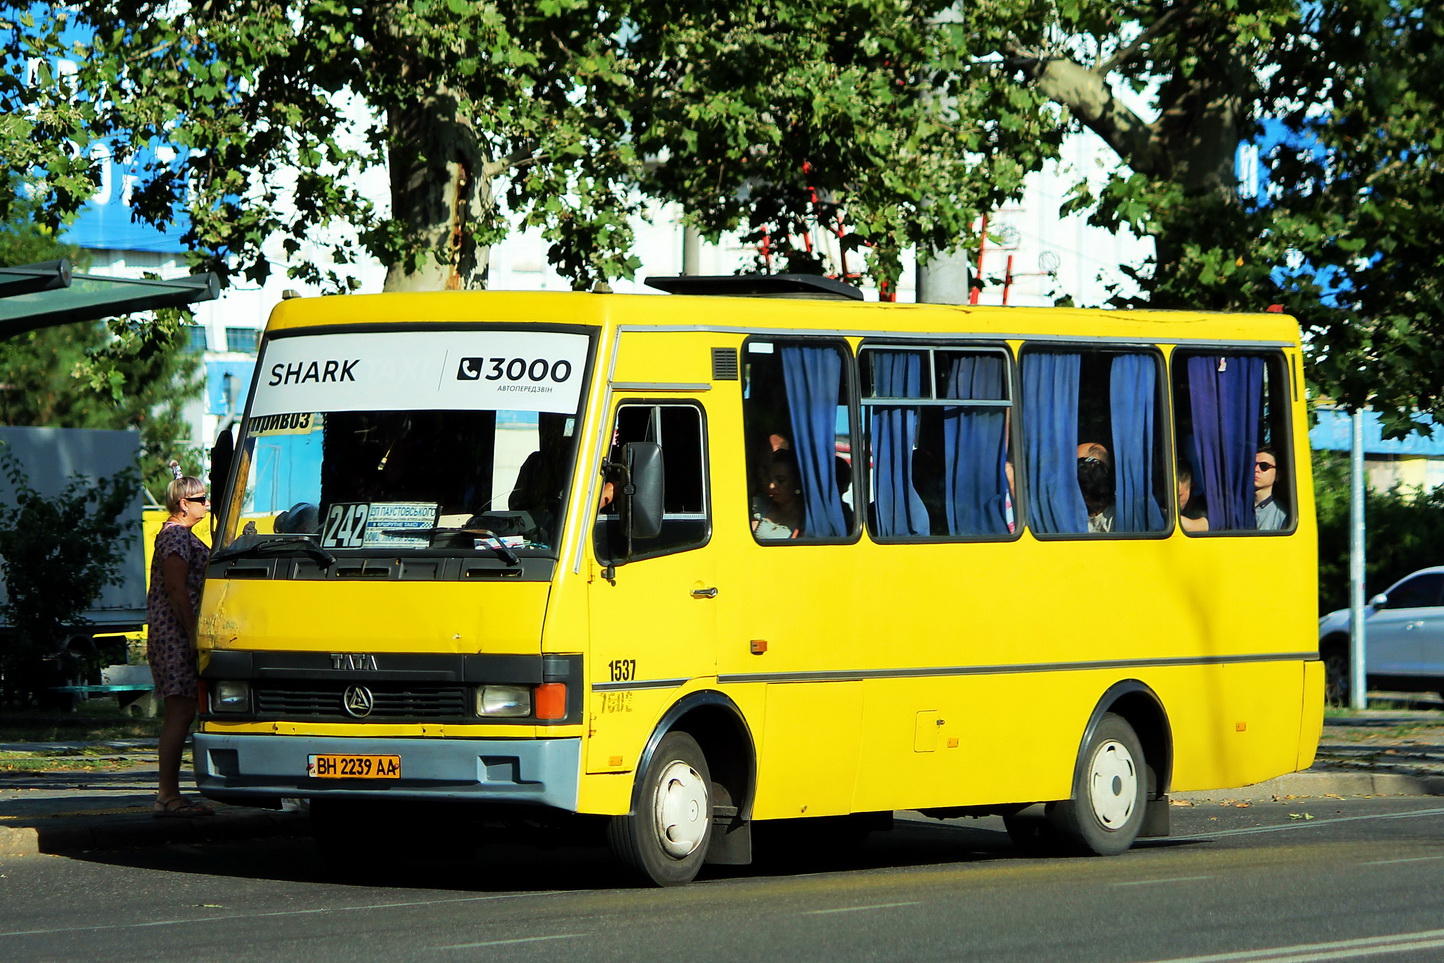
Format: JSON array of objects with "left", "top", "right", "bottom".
[{"left": 223, "top": 327, "right": 592, "bottom": 557}]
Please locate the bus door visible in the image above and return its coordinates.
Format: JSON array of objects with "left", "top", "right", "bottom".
[{"left": 586, "top": 400, "right": 716, "bottom": 774}]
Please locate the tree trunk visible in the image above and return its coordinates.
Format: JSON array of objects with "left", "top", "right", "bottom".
[{"left": 381, "top": 88, "right": 495, "bottom": 293}]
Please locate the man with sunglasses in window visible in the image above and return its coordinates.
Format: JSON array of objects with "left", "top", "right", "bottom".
[{"left": 1254, "top": 447, "right": 1286, "bottom": 530}]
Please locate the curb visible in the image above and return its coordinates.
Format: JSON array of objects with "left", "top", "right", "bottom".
[
  {"left": 1176, "top": 770, "right": 1444, "bottom": 802},
  {"left": 0, "top": 809, "right": 308, "bottom": 859}
]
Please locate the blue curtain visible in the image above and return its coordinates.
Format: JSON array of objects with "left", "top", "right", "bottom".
[
  {"left": 1110, "top": 354, "right": 1165, "bottom": 533},
  {"left": 1021, "top": 352, "right": 1088, "bottom": 533},
  {"left": 871, "top": 351, "right": 930, "bottom": 536},
  {"left": 782, "top": 345, "right": 849, "bottom": 537},
  {"left": 1186, "top": 355, "right": 1263, "bottom": 529},
  {"left": 942, "top": 354, "right": 1010, "bottom": 535}
]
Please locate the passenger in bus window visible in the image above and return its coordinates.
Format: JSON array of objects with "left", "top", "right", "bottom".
[
  {"left": 752, "top": 447, "right": 804, "bottom": 539},
  {"left": 1077, "top": 442, "right": 1115, "bottom": 533},
  {"left": 1254, "top": 447, "right": 1286, "bottom": 530},
  {"left": 1177, "top": 461, "right": 1209, "bottom": 533}
]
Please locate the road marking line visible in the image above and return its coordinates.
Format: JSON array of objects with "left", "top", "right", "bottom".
[
  {"left": 1144, "top": 927, "right": 1444, "bottom": 962},
  {"left": 436, "top": 934, "right": 583, "bottom": 949},
  {"left": 0, "top": 891, "right": 553, "bottom": 939},
  {"left": 1169, "top": 805, "right": 1444, "bottom": 841},
  {"left": 1112, "top": 875, "right": 1214, "bottom": 886},
  {"left": 802, "top": 901, "right": 921, "bottom": 915},
  {"left": 1361, "top": 855, "right": 1444, "bottom": 865}
]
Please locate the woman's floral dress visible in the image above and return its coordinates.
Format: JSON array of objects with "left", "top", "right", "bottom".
[{"left": 145, "top": 522, "right": 209, "bottom": 698}]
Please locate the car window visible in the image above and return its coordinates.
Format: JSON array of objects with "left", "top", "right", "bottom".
[{"left": 1382, "top": 573, "right": 1444, "bottom": 609}]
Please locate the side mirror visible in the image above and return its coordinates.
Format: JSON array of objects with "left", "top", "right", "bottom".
[
  {"left": 600, "top": 441, "right": 665, "bottom": 575},
  {"left": 621, "top": 441, "right": 664, "bottom": 540},
  {"left": 1369, "top": 592, "right": 1389, "bottom": 609}
]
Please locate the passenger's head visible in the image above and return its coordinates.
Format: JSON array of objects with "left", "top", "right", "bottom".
[
  {"left": 761, "top": 447, "right": 801, "bottom": 505},
  {"left": 1255, "top": 447, "right": 1277, "bottom": 493},
  {"left": 166, "top": 475, "right": 209, "bottom": 516},
  {"left": 1177, "top": 461, "right": 1194, "bottom": 506},
  {"left": 275, "top": 502, "right": 320, "bottom": 534},
  {"left": 1077, "top": 442, "right": 1113, "bottom": 514}
]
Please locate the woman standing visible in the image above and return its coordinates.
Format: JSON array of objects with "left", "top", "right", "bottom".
[{"left": 147, "top": 471, "right": 214, "bottom": 817}]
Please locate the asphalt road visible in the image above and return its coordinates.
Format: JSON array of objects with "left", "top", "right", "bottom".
[{"left": 3, "top": 796, "right": 1443, "bottom": 962}]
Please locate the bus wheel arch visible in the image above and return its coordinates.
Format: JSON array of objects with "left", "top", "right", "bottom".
[
  {"left": 609, "top": 691, "right": 756, "bottom": 885},
  {"left": 1050, "top": 681, "right": 1172, "bottom": 856}
]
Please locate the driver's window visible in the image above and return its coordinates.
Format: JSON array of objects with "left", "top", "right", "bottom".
[
  {"left": 1381, "top": 574, "right": 1444, "bottom": 609},
  {"left": 593, "top": 402, "right": 710, "bottom": 563}
]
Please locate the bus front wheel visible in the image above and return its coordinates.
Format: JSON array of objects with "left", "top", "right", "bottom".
[
  {"left": 1049, "top": 713, "right": 1146, "bottom": 856},
  {"left": 608, "top": 731, "right": 712, "bottom": 886}
]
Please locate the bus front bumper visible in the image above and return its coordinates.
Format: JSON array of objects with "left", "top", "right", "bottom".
[{"left": 193, "top": 733, "right": 581, "bottom": 811}]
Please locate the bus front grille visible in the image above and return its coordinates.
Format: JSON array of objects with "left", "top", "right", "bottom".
[{"left": 253, "top": 683, "right": 469, "bottom": 719}]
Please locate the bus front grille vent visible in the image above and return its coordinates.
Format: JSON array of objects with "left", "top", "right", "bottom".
[{"left": 254, "top": 683, "right": 468, "bottom": 719}]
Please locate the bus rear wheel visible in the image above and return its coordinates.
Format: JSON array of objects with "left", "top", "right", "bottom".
[
  {"left": 1049, "top": 713, "right": 1146, "bottom": 856},
  {"left": 608, "top": 731, "right": 712, "bottom": 886}
]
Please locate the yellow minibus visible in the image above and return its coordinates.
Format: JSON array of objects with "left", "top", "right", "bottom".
[{"left": 194, "top": 276, "right": 1323, "bottom": 884}]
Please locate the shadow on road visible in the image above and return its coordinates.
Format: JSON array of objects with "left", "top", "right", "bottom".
[{"left": 66, "top": 815, "right": 1034, "bottom": 893}]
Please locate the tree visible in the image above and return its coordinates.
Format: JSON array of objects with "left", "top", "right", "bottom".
[
  {"left": 0, "top": 3, "right": 98, "bottom": 230},
  {"left": 0, "top": 215, "right": 206, "bottom": 498},
  {"left": 1313, "top": 451, "right": 1444, "bottom": 616},
  {"left": 978, "top": 1, "right": 1444, "bottom": 432},
  {"left": 1, "top": 1, "right": 1056, "bottom": 298},
  {"left": 0, "top": 448, "right": 136, "bottom": 706}
]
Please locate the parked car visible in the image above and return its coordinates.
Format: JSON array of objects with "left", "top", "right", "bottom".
[{"left": 1319, "top": 566, "right": 1444, "bottom": 706}]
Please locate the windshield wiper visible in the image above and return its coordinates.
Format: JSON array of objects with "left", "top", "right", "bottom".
[
  {"left": 212, "top": 533, "right": 336, "bottom": 568},
  {"left": 413, "top": 527, "right": 522, "bottom": 566}
]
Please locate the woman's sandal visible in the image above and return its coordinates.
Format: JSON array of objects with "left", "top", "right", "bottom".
[{"left": 153, "top": 796, "right": 216, "bottom": 818}]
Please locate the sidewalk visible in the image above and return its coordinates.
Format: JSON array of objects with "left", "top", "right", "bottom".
[
  {"left": 1178, "top": 709, "right": 1444, "bottom": 802},
  {"left": 0, "top": 739, "right": 306, "bottom": 858},
  {"left": 2, "top": 711, "right": 1442, "bottom": 859}
]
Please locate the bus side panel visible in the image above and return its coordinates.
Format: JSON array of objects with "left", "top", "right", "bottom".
[
  {"left": 750, "top": 681, "right": 863, "bottom": 819},
  {"left": 850, "top": 674, "right": 1079, "bottom": 813},
  {"left": 1159, "top": 660, "right": 1311, "bottom": 792}
]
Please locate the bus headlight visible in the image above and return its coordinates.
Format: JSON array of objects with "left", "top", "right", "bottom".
[
  {"left": 475, "top": 685, "right": 531, "bottom": 717},
  {"left": 212, "top": 681, "right": 250, "bottom": 713}
]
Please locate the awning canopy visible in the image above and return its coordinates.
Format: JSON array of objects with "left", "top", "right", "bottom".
[{"left": 0, "top": 259, "right": 220, "bottom": 338}]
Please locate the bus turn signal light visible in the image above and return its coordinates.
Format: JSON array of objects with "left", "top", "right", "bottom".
[{"left": 535, "top": 683, "right": 566, "bottom": 720}]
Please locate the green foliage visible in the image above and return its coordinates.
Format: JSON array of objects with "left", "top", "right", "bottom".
[
  {"left": 6, "top": 2, "right": 1066, "bottom": 296},
  {"left": 1314, "top": 451, "right": 1444, "bottom": 616},
  {"left": 0, "top": 446, "right": 137, "bottom": 706},
  {"left": 0, "top": 319, "right": 205, "bottom": 497},
  {"left": 995, "top": 1, "right": 1444, "bottom": 433},
  {"left": 0, "top": 4, "right": 99, "bottom": 230},
  {"left": 629, "top": 2, "right": 1065, "bottom": 289},
  {"left": 1266, "top": 2, "right": 1444, "bottom": 435},
  {"left": 0, "top": 220, "right": 205, "bottom": 498}
]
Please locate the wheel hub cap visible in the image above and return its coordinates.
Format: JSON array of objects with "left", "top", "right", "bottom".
[
  {"left": 1088, "top": 739, "right": 1138, "bottom": 830},
  {"left": 653, "top": 760, "right": 708, "bottom": 858}
]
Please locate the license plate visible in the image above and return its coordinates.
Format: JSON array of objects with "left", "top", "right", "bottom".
[{"left": 307, "top": 754, "right": 401, "bottom": 779}]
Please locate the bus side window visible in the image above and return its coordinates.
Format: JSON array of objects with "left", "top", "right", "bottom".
[
  {"left": 1172, "top": 351, "right": 1292, "bottom": 534},
  {"left": 1019, "top": 348, "right": 1168, "bottom": 536},
  {"left": 593, "top": 402, "right": 710, "bottom": 562},
  {"left": 742, "top": 338, "right": 856, "bottom": 543},
  {"left": 860, "top": 344, "right": 1014, "bottom": 539}
]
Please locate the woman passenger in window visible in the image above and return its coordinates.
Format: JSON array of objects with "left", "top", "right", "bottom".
[
  {"left": 1254, "top": 447, "right": 1286, "bottom": 530},
  {"left": 1077, "top": 442, "right": 1115, "bottom": 533},
  {"left": 752, "top": 447, "right": 804, "bottom": 539}
]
